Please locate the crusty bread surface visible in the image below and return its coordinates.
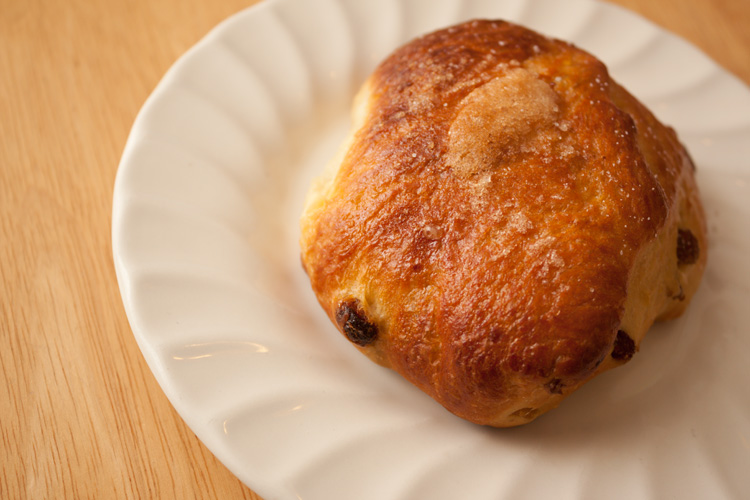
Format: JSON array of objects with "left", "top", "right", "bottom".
[{"left": 300, "top": 20, "right": 707, "bottom": 427}]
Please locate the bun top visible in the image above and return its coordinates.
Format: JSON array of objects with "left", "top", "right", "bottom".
[{"left": 300, "top": 20, "right": 698, "bottom": 426}]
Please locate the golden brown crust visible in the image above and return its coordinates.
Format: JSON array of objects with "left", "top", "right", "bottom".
[{"left": 300, "top": 20, "right": 707, "bottom": 427}]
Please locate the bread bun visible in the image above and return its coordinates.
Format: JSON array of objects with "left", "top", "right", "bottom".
[{"left": 299, "top": 20, "right": 707, "bottom": 427}]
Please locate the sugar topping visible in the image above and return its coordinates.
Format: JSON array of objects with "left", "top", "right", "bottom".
[{"left": 446, "top": 68, "right": 561, "bottom": 177}]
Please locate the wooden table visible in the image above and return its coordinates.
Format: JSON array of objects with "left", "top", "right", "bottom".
[{"left": 2, "top": 0, "right": 748, "bottom": 498}]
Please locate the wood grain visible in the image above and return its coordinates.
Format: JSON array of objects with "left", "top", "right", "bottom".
[{"left": 1, "top": 0, "right": 748, "bottom": 499}]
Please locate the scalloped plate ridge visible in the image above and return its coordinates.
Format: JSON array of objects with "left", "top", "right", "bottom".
[{"left": 112, "top": 0, "right": 750, "bottom": 499}]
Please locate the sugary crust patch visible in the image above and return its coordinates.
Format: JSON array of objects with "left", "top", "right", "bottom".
[
  {"left": 447, "top": 67, "right": 561, "bottom": 177},
  {"left": 299, "top": 20, "right": 707, "bottom": 427}
]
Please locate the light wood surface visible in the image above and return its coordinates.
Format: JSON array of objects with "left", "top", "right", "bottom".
[{"left": 2, "top": 0, "right": 748, "bottom": 498}]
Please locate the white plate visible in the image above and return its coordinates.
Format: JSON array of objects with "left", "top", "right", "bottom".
[{"left": 112, "top": 0, "right": 750, "bottom": 498}]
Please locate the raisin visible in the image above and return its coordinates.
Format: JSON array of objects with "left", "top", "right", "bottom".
[
  {"left": 545, "top": 378, "right": 563, "bottom": 394},
  {"left": 611, "top": 330, "right": 635, "bottom": 362},
  {"left": 335, "top": 299, "right": 378, "bottom": 346},
  {"left": 677, "top": 228, "right": 699, "bottom": 266}
]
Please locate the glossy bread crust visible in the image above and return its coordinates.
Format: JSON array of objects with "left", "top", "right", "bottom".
[{"left": 300, "top": 20, "right": 706, "bottom": 427}]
